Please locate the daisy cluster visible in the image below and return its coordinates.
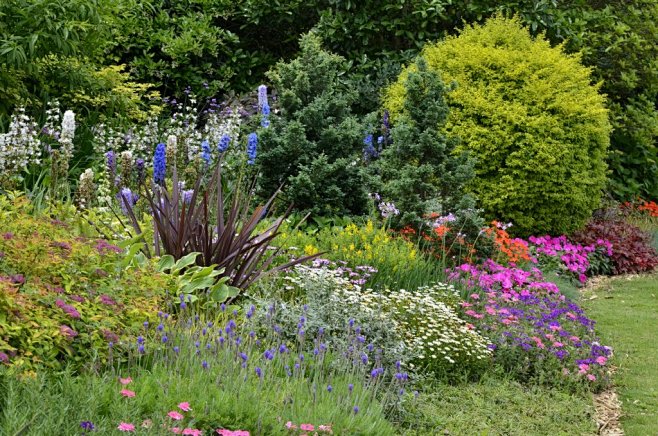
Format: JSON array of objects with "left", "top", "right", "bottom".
[{"left": 333, "top": 282, "right": 493, "bottom": 374}]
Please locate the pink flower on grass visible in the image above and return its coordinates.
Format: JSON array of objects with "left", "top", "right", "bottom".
[
  {"left": 285, "top": 421, "right": 297, "bottom": 430},
  {"left": 587, "top": 374, "right": 597, "bottom": 381},
  {"left": 119, "top": 377, "right": 132, "bottom": 385},
  {"left": 300, "top": 424, "right": 315, "bottom": 431},
  {"left": 168, "top": 411, "right": 184, "bottom": 420},
  {"left": 318, "top": 425, "right": 333, "bottom": 433},
  {"left": 182, "top": 429, "right": 203, "bottom": 436},
  {"left": 595, "top": 356, "right": 608, "bottom": 365},
  {"left": 120, "top": 389, "right": 136, "bottom": 398},
  {"left": 171, "top": 428, "right": 182, "bottom": 434},
  {"left": 178, "top": 402, "right": 192, "bottom": 412},
  {"left": 118, "top": 422, "right": 135, "bottom": 432},
  {"left": 217, "top": 430, "right": 250, "bottom": 436}
]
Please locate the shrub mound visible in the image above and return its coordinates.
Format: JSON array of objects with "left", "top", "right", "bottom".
[
  {"left": 572, "top": 219, "right": 658, "bottom": 275},
  {"left": 0, "top": 196, "right": 172, "bottom": 373},
  {"left": 384, "top": 15, "right": 611, "bottom": 236}
]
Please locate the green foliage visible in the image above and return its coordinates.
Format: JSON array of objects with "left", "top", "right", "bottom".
[
  {"left": 397, "top": 378, "right": 596, "bottom": 435},
  {"left": 156, "top": 254, "right": 239, "bottom": 306},
  {"left": 253, "top": 265, "right": 408, "bottom": 368},
  {"left": 105, "top": 0, "right": 244, "bottom": 97},
  {"left": 574, "top": 2, "right": 658, "bottom": 200},
  {"left": 0, "top": 0, "right": 158, "bottom": 122},
  {"left": 385, "top": 16, "right": 611, "bottom": 236},
  {"left": 0, "top": 195, "right": 173, "bottom": 373},
  {"left": 372, "top": 59, "right": 477, "bottom": 228},
  {"left": 257, "top": 33, "right": 369, "bottom": 216},
  {"left": 275, "top": 220, "right": 444, "bottom": 291}
]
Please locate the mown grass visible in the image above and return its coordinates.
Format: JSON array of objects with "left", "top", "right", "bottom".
[
  {"left": 396, "top": 377, "right": 596, "bottom": 435},
  {"left": 583, "top": 274, "right": 658, "bottom": 435}
]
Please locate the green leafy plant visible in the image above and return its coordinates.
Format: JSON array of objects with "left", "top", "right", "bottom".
[
  {"left": 0, "top": 194, "right": 172, "bottom": 373},
  {"left": 156, "top": 253, "right": 239, "bottom": 306}
]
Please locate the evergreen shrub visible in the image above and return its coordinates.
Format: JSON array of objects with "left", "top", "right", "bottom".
[{"left": 384, "top": 16, "right": 611, "bottom": 236}]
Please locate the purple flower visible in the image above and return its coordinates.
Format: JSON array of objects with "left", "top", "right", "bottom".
[
  {"left": 201, "top": 140, "right": 211, "bottom": 166},
  {"left": 80, "top": 421, "right": 95, "bottom": 432},
  {"left": 327, "top": 385, "right": 332, "bottom": 393},
  {"left": 255, "top": 367, "right": 262, "bottom": 378},
  {"left": 257, "top": 84, "right": 268, "bottom": 109},
  {"left": 55, "top": 299, "right": 81, "bottom": 319},
  {"left": 136, "top": 158, "right": 145, "bottom": 185},
  {"left": 202, "top": 360, "right": 208, "bottom": 369},
  {"left": 105, "top": 151, "right": 116, "bottom": 182},
  {"left": 117, "top": 188, "right": 138, "bottom": 215},
  {"left": 218, "top": 134, "right": 230, "bottom": 153}
]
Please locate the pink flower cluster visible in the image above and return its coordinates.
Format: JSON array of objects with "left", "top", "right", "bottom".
[
  {"left": 529, "top": 235, "right": 613, "bottom": 283},
  {"left": 285, "top": 421, "right": 333, "bottom": 434},
  {"left": 54, "top": 299, "right": 81, "bottom": 319},
  {"left": 451, "top": 260, "right": 612, "bottom": 386}
]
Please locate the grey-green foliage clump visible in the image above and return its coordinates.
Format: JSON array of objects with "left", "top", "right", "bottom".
[
  {"left": 250, "top": 266, "right": 407, "bottom": 369},
  {"left": 374, "top": 59, "right": 477, "bottom": 229},
  {"left": 256, "top": 33, "right": 369, "bottom": 217}
]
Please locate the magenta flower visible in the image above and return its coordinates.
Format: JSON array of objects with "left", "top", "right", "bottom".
[
  {"left": 168, "top": 411, "right": 184, "bottom": 420},
  {"left": 117, "top": 422, "right": 135, "bottom": 432},
  {"left": 120, "top": 389, "right": 136, "bottom": 398},
  {"left": 178, "top": 402, "right": 192, "bottom": 412},
  {"left": 55, "top": 299, "right": 81, "bottom": 319}
]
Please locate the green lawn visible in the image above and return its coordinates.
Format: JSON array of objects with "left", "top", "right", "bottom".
[
  {"left": 584, "top": 275, "right": 658, "bottom": 435},
  {"left": 396, "top": 377, "right": 596, "bottom": 435}
]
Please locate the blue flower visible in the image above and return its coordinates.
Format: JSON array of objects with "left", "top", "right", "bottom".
[
  {"left": 153, "top": 143, "right": 166, "bottom": 186},
  {"left": 80, "top": 421, "right": 95, "bottom": 432},
  {"left": 255, "top": 367, "right": 263, "bottom": 378},
  {"left": 218, "top": 134, "right": 231, "bottom": 153},
  {"left": 246, "top": 133, "right": 258, "bottom": 165},
  {"left": 201, "top": 140, "right": 211, "bottom": 166},
  {"left": 261, "top": 103, "right": 271, "bottom": 128}
]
